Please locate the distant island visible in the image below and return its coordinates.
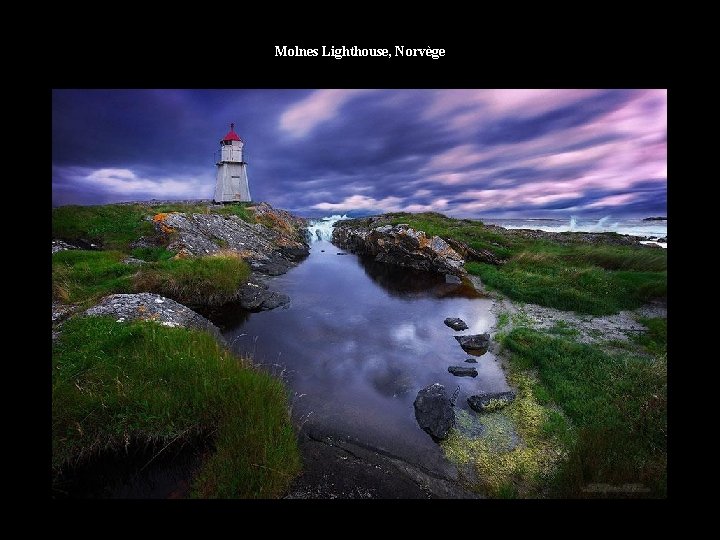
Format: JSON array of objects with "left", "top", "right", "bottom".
[{"left": 642, "top": 216, "right": 667, "bottom": 221}]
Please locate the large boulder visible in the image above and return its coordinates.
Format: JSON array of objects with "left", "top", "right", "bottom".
[
  {"left": 467, "top": 391, "right": 517, "bottom": 413},
  {"left": 413, "top": 383, "right": 455, "bottom": 440},
  {"left": 455, "top": 333, "right": 490, "bottom": 353},
  {"left": 332, "top": 221, "right": 465, "bottom": 277},
  {"left": 82, "top": 293, "right": 226, "bottom": 345}
]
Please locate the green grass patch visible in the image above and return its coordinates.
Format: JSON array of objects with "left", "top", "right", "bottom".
[
  {"left": 505, "top": 328, "right": 667, "bottom": 497},
  {"left": 133, "top": 254, "right": 250, "bottom": 306},
  {"left": 52, "top": 250, "right": 135, "bottom": 304},
  {"left": 496, "top": 311, "right": 510, "bottom": 330},
  {"left": 632, "top": 317, "right": 667, "bottom": 358},
  {"left": 52, "top": 204, "right": 155, "bottom": 251},
  {"left": 467, "top": 261, "right": 665, "bottom": 316},
  {"left": 53, "top": 250, "right": 250, "bottom": 307},
  {"left": 130, "top": 247, "right": 175, "bottom": 262},
  {"left": 52, "top": 316, "right": 300, "bottom": 498}
]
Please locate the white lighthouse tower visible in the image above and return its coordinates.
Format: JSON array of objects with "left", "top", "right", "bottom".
[{"left": 213, "top": 123, "right": 251, "bottom": 203}]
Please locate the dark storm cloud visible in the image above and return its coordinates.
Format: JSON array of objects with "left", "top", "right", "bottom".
[{"left": 52, "top": 89, "right": 666, "bottom": 217}]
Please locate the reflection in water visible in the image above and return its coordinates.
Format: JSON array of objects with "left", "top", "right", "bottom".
[
  {"left": 357, "top": 254, "right": 483, "bottom": 299},
  {"left": 216, "top": 240, "right": 509, "bottom": 475}
]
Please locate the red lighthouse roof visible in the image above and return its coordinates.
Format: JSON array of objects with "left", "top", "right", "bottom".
[{"left": 222, "top": 123, "right": 242, "bottom": 142}]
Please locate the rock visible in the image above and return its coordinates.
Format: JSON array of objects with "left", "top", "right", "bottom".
[
  {"left": 443, "top": 237, "right": 504, "bottom": 266},
  {"left": 236, "top": 280, "right": 290, "bottom": 311},
  {"left": 52, "top": 301, "right": 79, "bottom": 324},
  {"left": 332, "top": 221, "right": 466, "bottom": 277},
  {"left": 657, "top": 236, "right": 667, "bottom": 243},
  {"left": 151, "top": 204, "right": 309, "bottom": 275},
  {"left": 444, "top": 317, "right": 469, "bottom": 331},
  {"left": 129, "top": 235, "right": 164, "bottom": 250},
  {"left": 121, "top": 257, "right": 146, "bottom": 265},
  {"left": 464, "top": 358, "right": 478, "bottom": 363},
  {"left": 455, "top": 333, "right": 490, "bottom": 353},
  {"left": 52, "top": 239, "right": 82, "bottom": 254},
  {"left": 445, "top": 274, "right": 462, "bottom": 284},
  {"left": 467, "top": 391, "right": 517, "bottom": 413},
  {"left": 82, "top": 293, "right": 226, "bottom": 345},
  {"left": 448, "top": 366, "right": 478, "bottom": 377},
  {"left": 413, "top": 383, "right": 455, "bottom": 440}
]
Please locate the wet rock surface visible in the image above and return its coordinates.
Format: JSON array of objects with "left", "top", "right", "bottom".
[
  {"left": 448, "top": 366, "right": 478, "bottom": 377},
  {"left": 444, "top": 317, "right": 469, "bottom": 331},
  {"left": 455, "top": 333, "right": 491, "bottom": 353},
  {"left": 467, "top": 391, "right": 517, "bottom": 413},
  {"left": 333, "top": 220, "right": 465, "bottom": 277},
  {"left": 82, "top": 293, "right": 226, "bottom": 345},
  {"left": 413, "top": 383, "right": 455, "bottom": 440},
  {"left": 285, "top": 427, "right": 480, "bottom": 499},
  {"left": 235, "top": 280, "right": 290, "bottom": 311}
]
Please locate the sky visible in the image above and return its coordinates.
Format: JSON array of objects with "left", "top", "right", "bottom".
[{"left": 52, "top": 89, "right": 666, "bottom": 218}]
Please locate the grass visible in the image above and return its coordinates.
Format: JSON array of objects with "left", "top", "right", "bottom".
[
  {"left": 504, "top": 328, "right": 666, "bottom": 497},
  {"left": 52, "top": 204, "right": 155, "bottom": 251},
  {"left": 133, "top": 253, "right": 250, "bottom": 306},
  {"left": 53, "top": 250, "right": 251, "bottom": 307},
  {"left": 442, "top": 325, "right": 666, "bottom": 498},
  {"left": 52, "top": 316, "right": 300, "bottom": 498},
  {"left": 52, "top": 250, "right": 135, "bottom": 304},
  {"left": 373, "top": 212, "right": 666, "bottom": 315},
  {"left": 130, "top": 247, "right": 176, "bottom": 262},
  {"left": 631, "top": 317, "right": 667, "bottom": 358},
  {"left": 52, "top": 202, "right": 256, "bottom": 251}
]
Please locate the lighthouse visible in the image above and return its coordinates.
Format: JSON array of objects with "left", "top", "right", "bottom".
[{"left": 213, "top": 123, "right": 251, "bottom": 203}]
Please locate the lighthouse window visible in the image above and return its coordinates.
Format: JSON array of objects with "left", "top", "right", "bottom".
[{"left": 231, "top": 175, "right": 241, "bottom": 178}]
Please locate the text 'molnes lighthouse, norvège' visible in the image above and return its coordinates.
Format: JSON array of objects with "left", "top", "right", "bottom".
[{"left": 274, "top": 45, "right": 446, "bottom": 60}]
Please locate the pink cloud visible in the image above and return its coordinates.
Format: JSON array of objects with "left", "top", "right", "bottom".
[{"left": 279, "top": 89, "right": 371, "bottom": 138}]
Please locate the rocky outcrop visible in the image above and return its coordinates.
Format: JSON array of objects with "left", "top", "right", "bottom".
[
  {"left": 444, "top": 317, "right": 468, "bottom": 331},
  {"left": 443, "top": 238, "right": 504, "bottom": 266},
  {"left": 332, "top": 221, "right": 465, "bottom": 277},
  {"left": 83, "top": 293, "right": 226, "bottom": 345},
  {"left": 455, "top": 333, "right": 490, "bottom": 354},
  {"left": 448, "top": 366, "right": 478, "bottom": 377},
  {"left": 413, "top": 383, "right": 455, "bottom": 440},
  {"left": 467, "top": 391, "right": 516, "bottom": 413},
  {"left": 151, "top": 204, "right": 309, "bottom": 276}
]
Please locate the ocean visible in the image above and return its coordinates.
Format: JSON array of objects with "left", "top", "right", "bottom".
[{"left": 482, "top": 216, "right": 667, "bottom": 248}]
